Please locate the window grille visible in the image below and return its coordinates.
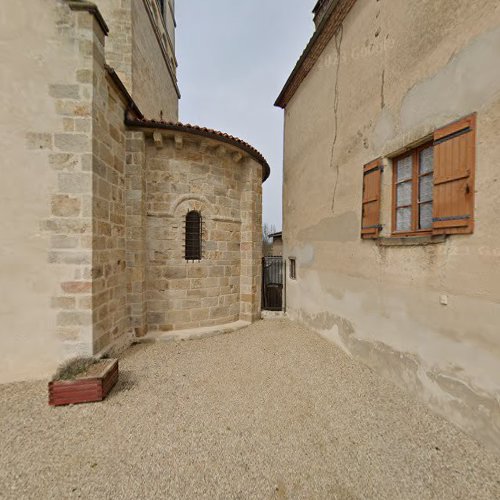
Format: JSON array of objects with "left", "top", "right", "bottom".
[{"left": 185, "top": 211, "right": 202, "bottom": 261}]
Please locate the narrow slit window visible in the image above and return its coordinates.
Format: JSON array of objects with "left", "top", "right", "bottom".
[
  {"left": 289, "top": 258, "right": 296, "bottom": 280},
  {"left": 185, "top": 211, "right": 202, "bottom": 261},
  {"left": 159, "top": 0, "right": 165, "bottom": 19}
]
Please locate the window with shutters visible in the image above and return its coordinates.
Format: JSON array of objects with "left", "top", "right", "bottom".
[
  {"left": 432, "top": 113, "right": 476, "bottom": 235},
  {"left": 392, "top": 142, "right": 434, "bottom": 235},
  {"left": 185, "top": 211, "right": 202, "bottom": 261},
  {"left": 361, "top": 113, "right": 476, "bottom": 240}
]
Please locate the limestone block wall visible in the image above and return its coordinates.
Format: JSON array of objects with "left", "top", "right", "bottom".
[
  {"left": 132, "top": 0, "right": 179, "bottom": 121},
  {"left": 239, "top": 158, "right": 263, "bottom": 323},
  {"left": 125, "top": 131, "right": 148, "bottom": 338},
  {"left": 138, "top": 133, "right": 262, "bottom": 332},
  {"left": 93, "top": 0, "right": 133, "bottom": 90},
  {"left": 91, "top": 49, "right": 130, "bottom": 355},
  {"left": 94, "top": 0, "right": 179, "bottom": 121}
]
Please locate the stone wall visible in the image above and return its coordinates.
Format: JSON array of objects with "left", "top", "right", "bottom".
[
  {"left": 132, "top": 0, "right": 179, "bottom": 121},
  {"left": 281, "top": 0, "right": 500, "bottom": 451},
  {"left": 94, "top": 0, "right": 179, "bottom": 121},
  {"left": 239, "top": 157, "right": 263, "bottom": 323},
  {"left": 91, "top": 44, "right": 130, "bottom": 355},
  {"left": 138, "top": 133, "right": 262, "bottom": 332},
  {"left": 125, "top": 131, "right": 148, "bottom": 338},
  {"left": 94, "top": 0, "right": 133, "bottom": 90},
  {"left": 0, "top": 0, "right": 265, "bottom": 383}
]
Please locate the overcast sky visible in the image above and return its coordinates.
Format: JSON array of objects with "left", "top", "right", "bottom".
[{"left": 176, "top": 0, "right": 316, "bottom": 231}]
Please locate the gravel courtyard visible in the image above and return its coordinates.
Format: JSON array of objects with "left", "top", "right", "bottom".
[{"left": 0, "top": 319, "right": 499, "bottom": 499}]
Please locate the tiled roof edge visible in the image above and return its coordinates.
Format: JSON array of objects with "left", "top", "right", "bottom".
[
  {"left": 125, "top": 117, "right": 271, "bottom": 182},
  {"left": 275, "top": 0, "right": 357, "bottom": 109}
]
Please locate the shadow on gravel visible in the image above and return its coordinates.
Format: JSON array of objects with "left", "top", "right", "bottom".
[{"left": 107, "top": 370, "right": 138, "bottom": 398}]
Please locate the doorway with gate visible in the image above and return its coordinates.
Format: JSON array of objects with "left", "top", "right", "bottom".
[{"left": 262, "top": 256, "right": 285, "bottom": 311}]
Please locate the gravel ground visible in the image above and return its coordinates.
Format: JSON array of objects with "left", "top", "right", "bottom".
[{"left": 1, "top": 319, "right": 499, "bottom": 499}]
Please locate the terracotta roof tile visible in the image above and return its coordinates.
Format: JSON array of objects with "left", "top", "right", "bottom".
[{"left": 126, "top": 117, "right": 270, "bottom": 182}]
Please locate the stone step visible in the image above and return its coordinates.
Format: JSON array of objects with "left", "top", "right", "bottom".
[{"left": 137, "top": 320, "right": 251, "bottom": 343}]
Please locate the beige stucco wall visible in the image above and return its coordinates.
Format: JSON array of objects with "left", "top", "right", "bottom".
[
  {"left": 271, "top": 238, "right": 283, "bottom": 257},
  {"left": 0, "top": 1, "right": 98, "bottom": 383},
  {"left": 282, "top": 0, "right": 500, "bottom": 450}
]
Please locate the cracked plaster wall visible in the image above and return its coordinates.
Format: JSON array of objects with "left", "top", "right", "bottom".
[{"left": 283, "top": 0, "right": 500, "bottom": 451}]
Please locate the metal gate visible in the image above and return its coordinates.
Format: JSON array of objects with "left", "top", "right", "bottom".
[{"left": 262, "top": 256, "right": 284, "bottom": 311}]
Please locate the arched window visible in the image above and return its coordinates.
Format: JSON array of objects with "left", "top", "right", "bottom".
[{"left": 185, "top": 211, "right": 202, "bottom": 261}]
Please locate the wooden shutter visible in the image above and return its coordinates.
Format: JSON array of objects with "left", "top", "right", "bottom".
[
  {"left": 432, "top": 113, "right": 476, "bottom": 235},
  {"left": 361, "top": 159, "right": 383, "bottom": 239}
]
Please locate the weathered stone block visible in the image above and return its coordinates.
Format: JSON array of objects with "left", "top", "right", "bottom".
[
  {"left": 75, "top": 118, "right": 91, "bottom": 133},
  {"left": 76, "top": 69, "right": 93, "bottom": 84},
  {"left": 26, "top": 132, "right": 52, "bottom": 150},
  {"left": 57, "top": 311, "right": 92, "bottom": 327},
  {"left": 42, "top": 218, "right": 91, "bottom": 234},
  {"left": 126, "top": 139, "right": 144, "bottom": 152},
  {"left": 51, "top": 297, "right": 76, "bottom": 310},
  {"left": 48, "top": 251, "right": 91, "bottom": 266},
  {"left": 77, "top": 296, "right": 92, "bottom": 310},
  {"left": 49, "top": 153, "right": 79, "bottom": 171},
  {"left": 58, "top": 172, "right": 92, "bottom": 193},
  {"left": 50, "top": 234, "right": 79, "bottom": 249},
  {"left": 147, "top": 312, "right": 166, "bottom": 324},
  {"left": 61, "top": 281, "right": 92, "bottom": 294},
  {"left": 55, "top": 134, "right": 91, "bottom": 153},
  {"left": 49, "top": 84, "right": 80, "bottom": 100},
  {"left": 56, "top": 327, "right": 81, "bottom": 341},
  {"left": 51, "top": 194, "right": 81, "bottom": 217},
  {"left": 56, "top": 100, "right": 91, "bottom": 117},
  {"left": 167, "top": 310, "right": 190, "bottom": 323},
  {"left": 191, "top": 308, "right": 210, "bottom": 321}
]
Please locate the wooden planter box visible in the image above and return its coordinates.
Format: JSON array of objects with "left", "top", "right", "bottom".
[{"left": 48, "top": 359, "right": 119, "bottom": 407}]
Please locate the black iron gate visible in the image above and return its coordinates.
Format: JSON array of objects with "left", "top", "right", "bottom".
[{"left": 262, "top": 256, "right": 284, "bottom": 311}]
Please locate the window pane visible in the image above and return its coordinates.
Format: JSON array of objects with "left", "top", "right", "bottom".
[
  {"left": 419, "top": 202, "right": 433, "bottom": 229},
  {"left": 419, "top": 146, "right": 434, "bottom": 174},
  {"left": 397, "top": 155, "right": 413, "bottom": 182},
  {"left": 396, "top": 207, "right": 412, "bottom": 232},
  {"left": 419, "top": 174, "right": 433, "bottom": 203},
  {"left": 397, "top": 181, "right": 412, "bottom": 206}
]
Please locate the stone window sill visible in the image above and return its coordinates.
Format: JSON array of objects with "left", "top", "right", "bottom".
[{"left": 376, "top": 235, "right": 447, "bottom": 247}]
